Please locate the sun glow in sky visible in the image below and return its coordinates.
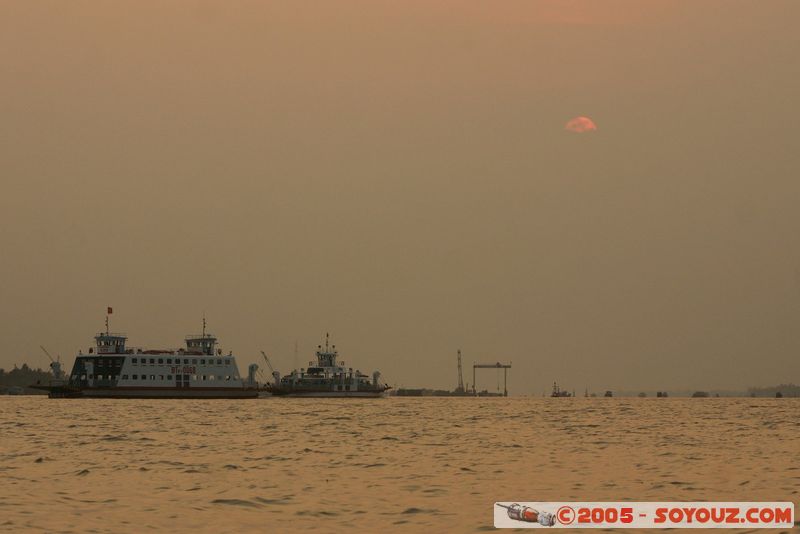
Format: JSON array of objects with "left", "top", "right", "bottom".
[{"left": 565, "top": 116, "right": 597, "bottom": 133}]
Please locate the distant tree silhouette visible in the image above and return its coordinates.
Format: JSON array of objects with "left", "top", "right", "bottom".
[{"left": 0, "top": 364, "right": 52, "bottom": 393}]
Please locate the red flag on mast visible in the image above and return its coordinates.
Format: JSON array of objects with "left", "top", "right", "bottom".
[{"left": 107, "top": 307, "right": 113, "bottom": 314}]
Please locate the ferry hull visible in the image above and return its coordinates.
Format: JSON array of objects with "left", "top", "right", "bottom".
[
  {"left": 269, "top": 390, "right": 388, "bottom": 398},
  {"left": 35, "top": 385, "right": 259, "bottom": 399}
]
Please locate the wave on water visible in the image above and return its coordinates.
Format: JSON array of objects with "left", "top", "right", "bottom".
[{"left": 1, "top": 397, "right": 797, "bottom": 532}]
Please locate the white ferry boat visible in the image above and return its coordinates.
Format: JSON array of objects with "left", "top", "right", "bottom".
[
  {"left": 34, "top": 319, "right": 258, "bottom": 399},
  {"left": 266, "top": 334, "right": 390, "bottom": 398}
]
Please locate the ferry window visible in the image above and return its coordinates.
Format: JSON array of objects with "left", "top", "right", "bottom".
[
  {"left": 192, "top": 375, "right": 197, "bottom": 381},
  {"left": 225, "top": 376, "right": 230, "bottom": 381},
  {"left": 166, "top": 359, "right": 172, "bottom": 364},
  {"left": 167, "top": 375, "right": 172, "bottom": 380},
  {"left": 183, "top": 359, "right": 189, "bottom": 364},
  {"left": 225, "top": 359, "right": 230, "bottom": 365},
  {"left": 81, "top": 374, "right": 87, "bottom": 380},
  {"left": 159, "top": 375, "right": 164, "bottom": 380},
  {"left": 208, "top": 375, "right": 215, "bottom": 380},
  {"left": 132, "top": 358, "right": 137, "bottom": 364},
  {"left": 216, "top": 359, "right": 222, "bottom": 365},
  {"left": 202, "top": 375, "right": 207, "bottom": 381},
  {"left": 132, "top": 375, "right": 138, "bottom": 379},
  {"left": 192, "top": 359, "right": 198, "bottom": 364},
  {"left": 149, "top": 358, "right": 155, "bottom": 364},
  {"left": 200, "top": 359, "right": 206, "bottom": 364},
  {"left": 158, "top": 358, "right": 164, "bottom": 364},
  {"left": 150, "top": 375, "right": 155, "bottom": 380},
  {"left": 345, "top": 385, "right": 350, "bottom": 391}
]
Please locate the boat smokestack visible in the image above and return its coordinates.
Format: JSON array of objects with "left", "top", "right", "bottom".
[
  {"left": 372, "top": 371, "right": 381, "bottom": 387},
  {"left": 247, "top": 363, "right": 259, "bottom": 387},
  {"left": 272, "top": 371, "right": 281, "bottom": 386}
]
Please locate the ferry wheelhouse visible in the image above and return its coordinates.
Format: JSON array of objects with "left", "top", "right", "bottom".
[
  {"left": 36, "top": 320, "right": 258, "bottom": 399},
  {"left": 267, "top": 334, "right": 390, "bottom": 398}
]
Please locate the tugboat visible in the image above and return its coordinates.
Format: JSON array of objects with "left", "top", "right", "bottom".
[
  {"left": 266, "top": 334, "right": 390, "bottom": 398},
  {"left": 31, "top": 316, "right": 258, "bottom": 399}
]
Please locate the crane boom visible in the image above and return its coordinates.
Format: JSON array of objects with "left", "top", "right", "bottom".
[
  {"left": 40, "top": 345, "right": 55, "bottom": 363},
  {"left": 260, "top": 351, "right": 275, "bottom": 373}
]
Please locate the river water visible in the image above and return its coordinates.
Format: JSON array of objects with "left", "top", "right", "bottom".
[{"left": 1, "top": 397, "right": 798, "bottom": 532}]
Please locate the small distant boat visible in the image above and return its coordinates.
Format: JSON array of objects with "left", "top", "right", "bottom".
[
  {"left": 551, "top": 381, "right": 571, "bottom": 397},
  {"left": 266, "top": 334, "right": 390, "bottom": 398}
]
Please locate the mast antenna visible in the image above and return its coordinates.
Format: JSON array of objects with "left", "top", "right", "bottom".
[
  {"left": 202, "top": 312, "right": 206, "bottom": 337},
  {"left": 457, "top": 349, "right": 465, "bottom": 392}
]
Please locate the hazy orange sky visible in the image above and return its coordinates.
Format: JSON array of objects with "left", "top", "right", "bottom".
[{"left": 1, "top": 1, "right": 798, "bottom": 393}]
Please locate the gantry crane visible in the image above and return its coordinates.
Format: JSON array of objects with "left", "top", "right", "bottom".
[{"left": 473, "top": 361, "right": 511, "bottom": 397}]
